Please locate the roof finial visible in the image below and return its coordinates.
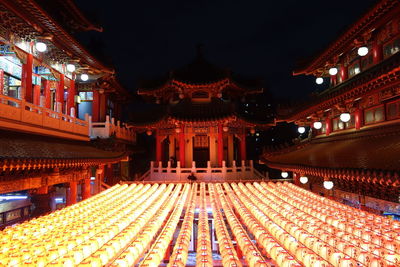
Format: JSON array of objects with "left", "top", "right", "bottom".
[{"left": 196, "top": 43, "right": 205, "bottom": 60}]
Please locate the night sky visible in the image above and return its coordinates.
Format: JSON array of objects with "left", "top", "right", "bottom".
[{"left": 75, "top": 0, "right": 377, "bottom": 101}]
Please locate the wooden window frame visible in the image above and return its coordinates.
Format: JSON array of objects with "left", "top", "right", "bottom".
[
  {"left": 364, "top": 104, "right": 385, "bottom": 125},
  {"left": 385, "top": 98, "right": 400, "bottom": 121}
]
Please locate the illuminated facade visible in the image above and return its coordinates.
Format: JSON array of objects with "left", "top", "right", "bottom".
[
  {"left": 129, "top": 51, "right": 274, "bottom": 174},
  {"left": 0, "top": 0, "right": 135, "bottom": 227},
  {"left": 263, "top": 0, "right": 400, "bottom": 215}
]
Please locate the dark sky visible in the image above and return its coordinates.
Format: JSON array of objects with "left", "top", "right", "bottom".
[{"left": 75, "top": 0, "right": 377, "bottom": 101}]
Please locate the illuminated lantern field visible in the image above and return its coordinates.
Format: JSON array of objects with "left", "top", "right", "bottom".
[{"left": 0, "top": 182, "right": 399, "bottom": 266}]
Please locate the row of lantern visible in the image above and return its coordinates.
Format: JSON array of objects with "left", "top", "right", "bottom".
[
  {"left": 264, "top": 182, "right": 400, "bottom": 266},
  {"left": 103, "top": 183, "right": 179, "bottom": 266},
  {"left": 297, "top": 112, "right": 351, "bottom": 134},
  {"left": 208, "top": 184, "right": 243, "bottom": 267},
  {"left": 250, "top": 182, "right": 364, "bottom": 266},
  {"left": 196, "top": 183, "right": 213, "bottom": 267},
  {"left": 33, "top": 41, "right": 90, "bottom": 81},
  {"left": 285, "top": 183, "right": 400, "bottom": 243},
  {"left": 281, "top": 172, "right": 335, "bottom": 190},
  {"left": 139, "top": 184, "right": 189, "bottom": 266},
  {"left": 168, "top": 184, "right": 198, "bottom": 267},
  {"left": 314, "top": 46, "right": 369, "bottom": 85},
  {"left": 0, "top": 184, "right": 142, "bottom": 265},
  {"left": 216, "top": 183, "right": 272, "bottom": 266},
  {"left": 231, "top": 182, "right": 330, "bottom": 266},
  {"left": 54, "top": 183, "right": 166, "bottom": 266},
  {"left": 221, "top": 183, "right": 299, "bottom": 266}
]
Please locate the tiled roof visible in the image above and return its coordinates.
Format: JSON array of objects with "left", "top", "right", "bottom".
[
  {"left": 263, "top": 124, "right": 400, "bottom": 172},
  {"left": 0, "top": 130, "right": 125, "bottom": 160}
]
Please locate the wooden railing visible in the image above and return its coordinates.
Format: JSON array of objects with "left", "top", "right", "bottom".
[
  {"left": 0, "top": 94, "right": 88, "bottom": 140},
  {"left": 89, "top": 115, "right": 136, "bottom": 143}
]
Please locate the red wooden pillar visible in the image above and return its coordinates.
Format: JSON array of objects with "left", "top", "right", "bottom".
[
  {"left": 240, "top": 132, "right": 246, "bottom": 162},
  {"left": 100, "top": 93, "right": 107, "bottom": 122},
  {"left": 21, "top": 53, "right": 33, "bottom": 102},
  {"left": 92, "top": 90, "right": 100, "bottom": 122},
  {"left": 217, "top": 124, "right": 224, "bottom": 167},
  {"left": 66, "top": 181, "right": 77, "bottom": 206},
  {"left": 67, "top": 79, "right": 75, "bottom": 116},
  {"left": 179, "top": 124, "right": 185, "bottom": 167},
  {"left": 325, "top": 117, "right": 332, "bottom": 136},
  {"left": 56, "top": 74, "right": 64, "bottom": 113},
  {"left": 156, "top": 130, "right": 162, "bottom": 163},
  {"left": 372, "top": 42, "right": 383, "bottom": 64},
  {"left": 33, "top": 85, "right": 40, "bottom": 106},
  {"left": 339, "top": 65, "right": 348, "bottom": 82},
  {"left": 82, "top": 178, "right": 91, "bottom": 200},
  {"left": 293, "top": 173, "right": 300, "bottom": 186},
  {"left": 355, "top": 108, "right": 363, "bottom": 130},
  {"left": 43, "top": 79, "right": 51, "bottom": 109},
  {"left": 0, "top": 69, "right": 4, "bottom": 95},
  {"left": 330, "top": 74, "right": 337, "bottom": 87}
]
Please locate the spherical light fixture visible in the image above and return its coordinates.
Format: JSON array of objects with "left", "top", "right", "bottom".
[
  {"left": 328, "top": 67, "right": 338, "bottom": 76},
  {"left": 281, "top": 171, "right": 289, "bottom": 178},
  {"left": 175, "top": 128, "right": 181, "bottom": 134},
  {"left": 80, "top": 74, "right": 89, "bottom": 81},
  {"left": 315, "top": 77, "right": 324, "bottom": 84},
  {"left": 35, "top": 42, "right": 47, "bottom": 52},
  {"left": 250, "top": 128, "right": 256, "bottom": 135},
  {"left": 223, "top": 126, "right": 229, "bottom": 132},
  {"left": 340, "top": 112, "right": 351, "bottom": 123},
  {"left": 313, "top": 121, "right": 322, "bottom": 130},
  {"left": 179, "top": 93, "right": 185, "bottom": 99},
  {"left": 357, "top": 46, "right": 369, "bottom": 57},
  {"left": 146, "top": 130, "right": 153, "bottom": 136},
  {"left": 66, "top": 64, "right": 76, "bottom": 73},
  {"left": 298, "top": 126, "right": 306, "bottom": 134},
  {"left": 300, "top": 176, "right": 308, "bottom": 184},
  {"left": 323, "top": 180, "right": 334, "bottom": 190}
]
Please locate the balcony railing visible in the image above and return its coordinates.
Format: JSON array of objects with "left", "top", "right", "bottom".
[
  {"left": 89, "top": 115, "right": 136, "bottom": 143},
  {"left": 0, "top": 94, "right": 88, "bottom": 140},
  {"left": 144, "top": 160, "right": 268, "bottom": 182}
]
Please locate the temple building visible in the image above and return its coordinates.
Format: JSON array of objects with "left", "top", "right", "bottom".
[
  {"left": 0, "top": 0, "right": 135, "bottom": 227},
  {"left": 129, "top": 51, "right": 274, "bottom": 178},
  {"left": 1, "top": 1, "right": 400, "bottom": 266},
  {"left": 263, "top": 0, "right": 400, "bottom": 215}
]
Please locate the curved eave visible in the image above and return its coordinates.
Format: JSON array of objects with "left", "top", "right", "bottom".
[
  {"left": 63, "top": 0, "right": 103, "bottom": 32},
  {"left": 2, "top": 0, "right": 113, "bottom": 74},
  {"left": 138, "top": 78, "right": 263, "bottom": 96},
  {"left": 280, "top": 53, "right": 400, "bottom": 122},
  {"left": 294, "top": 0, "right": 399, "bottom": 75}
]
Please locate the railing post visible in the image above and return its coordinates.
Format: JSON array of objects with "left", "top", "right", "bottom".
[
  {"left": 167, "top": 160, "right": 171, "bottom": 174},
  {"left": 105, "top": 115, "right": 110, "bottom": 137},
  {"left": 222, "top": 161, "right": 227, "bottom": 179}
]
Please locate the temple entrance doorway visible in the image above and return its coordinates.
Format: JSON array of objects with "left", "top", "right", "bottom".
[{"left": 193, "top": 135, "right": 209, "bottom": 168}]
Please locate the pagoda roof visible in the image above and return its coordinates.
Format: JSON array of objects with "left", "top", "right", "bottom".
[
  {"left": 138, "top": 53, "right": 263, "bottom": 95},
  {"left": 128, "top": 98, "right": 274, "bottom": 129},
  {"left": 262, "top": 123, "right": 400, "bottom": 174},
  {"left": 294, "top": 0, "right": 399, "bottom": 75}
]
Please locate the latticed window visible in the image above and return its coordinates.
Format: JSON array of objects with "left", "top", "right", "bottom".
[
  {"left": 364, "top": 105, "right": 385, "bottom": 124},
  {"left": 386, "top": 100, "right": 400, "bottom": 120},
  {"left": 193, "top": 135, "right": 208, "bottom": 148}
]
